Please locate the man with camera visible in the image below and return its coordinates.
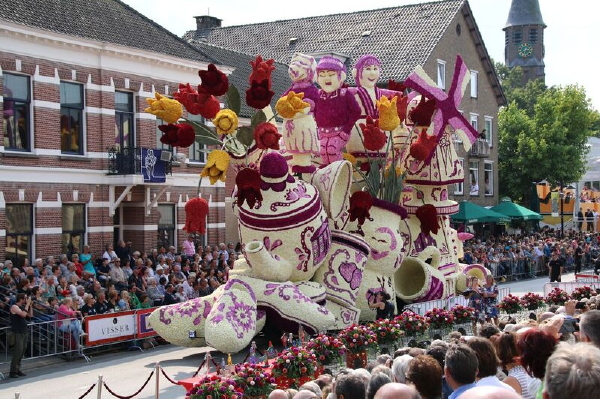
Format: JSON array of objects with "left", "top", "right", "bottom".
[{"left": 10, "top": 293, "right": 33, "bottom": 378}]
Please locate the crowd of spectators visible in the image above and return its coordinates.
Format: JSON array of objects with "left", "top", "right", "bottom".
[
  {"left": 460, "top": 227, "right": 600, "bottom": 281},
  {"left": 0, "top": 237, "right": 241, "bottom": 333},
  {"left": 269, "top": 303, "right": 600, "bottom": 399}
]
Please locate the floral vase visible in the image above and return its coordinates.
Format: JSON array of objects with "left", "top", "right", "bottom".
[
  {"left": 455, "top": 323, "right": 472, "bottom": 336},
  {"left": 378, "top": 342, "right": 396, "bottom": 356},
  {"left": 346, "top": 351, "right": 368, "bottom": 369},
  {"left": 394, "top": 246, "right": 447, "bottom": 303},
  {"left": 428, "top": 327, "right": 452, "bottom": 341}
]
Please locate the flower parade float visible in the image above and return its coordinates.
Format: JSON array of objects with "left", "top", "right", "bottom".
[{"left": 148, "top": 52, "right": 485, "bottom": 354}]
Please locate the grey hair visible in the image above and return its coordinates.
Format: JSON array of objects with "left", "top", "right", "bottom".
[
  {"left": 544, "top": 342, "right": 600, "bottom": 399},
  {"left": 391, "top": 354, "right": 413, "bottom": 383}
]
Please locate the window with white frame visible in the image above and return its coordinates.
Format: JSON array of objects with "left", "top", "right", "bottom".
[
  {"left": 470, "top": 113, "right": 479, "bottom": 134},
  {"left": 62, "top": 204, "right": 86, "bottom": 257},
  {"left": 484, "top": 116, "right": 493, "bottom": 146},
  {"left": 484, "top": 162, "right": 493, "bottom": 196},
  {"left": 60, "top": 81, "right": 84, "bottom": 154},
  {"left": 187, "top": 114, "right": 206, "bottom": 163},
  {"left": 115, "top": 91, "right": 135, "bottom": 149},
  {"left": 469, "top": 161, "right": 479, "bottom": 196},
  {"left": 3, "top": 73, "right": 31, "bottom": 151},
  {"left": 157, "top": 204, "right": 176, "bottom": 249},
  {"left": 437, "top": 60, "right": 446, "bottom": 90},
  {"left": 470, "top": 70, "right": 478, "bottom": 98},
  {"left": 454, "top": 158, "right": 464, "bottom": 195},
  {"left": 5, "top": 203, "right": 33, "bottom": 268}
]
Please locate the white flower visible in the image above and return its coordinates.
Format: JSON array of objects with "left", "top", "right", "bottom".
[
  {"left": 250, "top": 381, "right": 255, "bottom": 386},
  {"left": 286, "top": 359, "right": 290, "bottom": 363}
]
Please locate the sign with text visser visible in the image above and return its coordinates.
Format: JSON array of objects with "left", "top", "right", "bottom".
[{"left": 84, "top": 311, "right": 136, "bottom": 346}]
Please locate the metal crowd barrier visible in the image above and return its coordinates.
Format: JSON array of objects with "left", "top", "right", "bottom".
[
  {"left": 0, "top": 307, "right": 160, "bottom": 368},
  {"left": 404, "top": 287, "right": 510, "bottom": 316}
]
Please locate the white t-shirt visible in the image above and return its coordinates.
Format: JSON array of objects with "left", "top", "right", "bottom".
[{"left": 476, "top": 376, "right": 516, "bottom": 392}]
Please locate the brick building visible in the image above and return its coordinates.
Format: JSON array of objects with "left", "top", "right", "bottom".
[{"left": 0, "top": 0, "right": 236, "bottom": 266}]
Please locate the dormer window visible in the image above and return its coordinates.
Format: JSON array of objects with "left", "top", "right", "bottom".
[{"left": 361, "top": 30, "right": 372, "bottom": 37}]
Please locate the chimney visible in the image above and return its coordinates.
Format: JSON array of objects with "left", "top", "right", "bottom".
[{"left": 194, "top": 15, "right": 222, "bottom": 31}]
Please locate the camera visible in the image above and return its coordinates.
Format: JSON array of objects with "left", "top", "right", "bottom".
[{"left": 575, "top": 301, "right": 587, "bottom": 310}]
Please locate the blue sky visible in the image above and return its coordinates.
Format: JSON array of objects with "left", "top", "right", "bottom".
[{"left": 122, "top": 0, "right": 600, "bottom": 111}]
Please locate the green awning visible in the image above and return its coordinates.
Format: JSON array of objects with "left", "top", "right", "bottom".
[
  {"left": 491, "top": 199, "right": 543, "bottom": 221},
  {"left": 451, "top": 201, "right": 510, "bottom": 224}
]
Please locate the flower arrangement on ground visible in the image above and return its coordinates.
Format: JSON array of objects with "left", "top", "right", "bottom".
[
  {"left": 368, "top": 318, "right": 405, "bottom": 346},
  {"left": 305, "top": 334, "right": 346, "bottom": 365},
  {"left": 338, "top": 324, "right": 379, "bottom": 353},
  {"left": 520, "top": 292, "right": 544, "bottom": 310},
  {"left": 424, "top": 308, "right": 455, "bottom": 330},
  {"left": 545, "top": 287, "right": 570, "bottom": 306},
  {"left": 450, "top": 304, "right": 475, "bottom": 325},
  {"left": 394, "top": 311, "right": 429, "bottom": 336},
  {"left": 271, "top": 347, "right": 318, "bottom": 382},
  {"left": 571, "top": 285, "right": 593, "bottom": 300},
  {"left": 233, "top": 362, "right": 276, "bottom": 398},
  {"left": 186, "top": 375, "right": 243, "bottom": 399},
  {"left": 498, "top": 294, "right": 523, "bottom": 314}
]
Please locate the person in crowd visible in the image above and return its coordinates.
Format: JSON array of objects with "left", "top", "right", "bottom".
[
  {"left": 367, "top": 373, "right": 392, "bottom": 399},
  {"left": 182, "top": 235, "right": 196, "bottom": 258},
  {"left": 115, "top": 240, "right": 131, "bottom": 265},
  {"left": 405, "top": 355, "right": 442, "bottom": 399},
  {"left": 80, "top": 245, "right": 95, "bottom": 277},
  {"left": 517, "top": 328, "right": 558, "bottom": 398},
  {"left": 543, "top": 342, "right": 600, "bottom": 399},
  {"left": 106, "top": 291, "right": 120, "bottom": 312},
  {"left": 495, "top": 332, "right": 535, "bottom": 398},
  {"left": 102, "top": 243, "right": 117, "bottom": 262},
  {"left": 118, "top": 290, "right": 132, "bottom": 311},
  {"left": 163, "top": 283, "right": 178, "bottom": 305},
  {"left": 335, "top": 373, "right": 367, "bottom": 399},
  {"left": 547, "top": 251, "right": 564, "bottom": 282},
  {"left": 445, "top": 344, "right": 478, "bottom": 399},
  {"left": 96, "top": 257, "right": 111, "bottom": 286},
  {"left": 175, "top": 284, "right": 187, "bottom": 302},
  {"left": 466, "top": 337, "right": 515, "bottom": 392},
  {"left": 128, "top": 265, "right": 146, "bottom": 297},
  {"left": 481, "top": 275, "right": 499, "bottom": 326},
  {"left": 121, "top": 258, "right": 134, "bottom": 279},
  {"left": 464, "top": 277, "right": 485, "bottom": 334},
  {"left": 391, "top": 354, "right": 413, "bottom": 384},
  {"left": 110, "top": 257, "right": 128, "bottom": 292},
  {"left": 146, "top": 277, "right": 164, "bottom": 306},
  {"left": 56, "top": 297, "right": 84, "bottom": 349},
  {"left": 9, "top": 293, "right": 32, "bottom": 378},
  {"left": 373, "top": 383, "right": 419, "bottom": 399},
  {"left": 368, "top": 290, "right": 394, "bottom": 320},
  {"left": 579, "top": 309, "right": 600, "bottom": 348},
  {"left": 80, "top": 294, "right": 96, "bottom": 317},
  {"left": 94, "top": 291, "right": 109, "bottom": 314}
]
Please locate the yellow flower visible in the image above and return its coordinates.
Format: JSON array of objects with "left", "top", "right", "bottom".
[
  {"left": 212, "top": 109, "right": 239, "bottom": 135},
  {"left": 200, "top": 150, "right": 230, "bottom": 184},
  {"left": 275, "top": 91, "right": 310, "bottom": 119},
  {"left": 144, "top": 92, "right": 182, "bottom": 124},
  {"left": 342, "top": 153, "right": 357, "bottom": 165},
  {"left": 377, "top": 96, "right": 400, "bottom": 131}
]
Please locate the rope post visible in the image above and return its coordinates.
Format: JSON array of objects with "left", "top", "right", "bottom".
[
  {"left": 97, "top": 375, "right": 103, "bottom": 399},
  {"left": 14, "top": 393, "right": 21, "bottom": 399},
  {"left": 155, "top": 362, "right": 160, "bottom": 399}
]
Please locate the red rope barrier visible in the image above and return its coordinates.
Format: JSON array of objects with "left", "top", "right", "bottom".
[
  {"left": 77, "top": 383, "right": 97, "bottom": 399},
  {"left": 103, "top": 370, "right": 154, "bottom": 399},
  {"left": 159, "top": 366, "right": 181, "bottom": 386}
]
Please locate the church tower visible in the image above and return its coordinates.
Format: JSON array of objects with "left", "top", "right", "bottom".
[{"left": 503, "top": 0, "right": 546, "bottom": 85}]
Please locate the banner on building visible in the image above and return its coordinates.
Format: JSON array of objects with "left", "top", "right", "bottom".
[{"left": 141, "top": 148, "right": 167, "bottom": 183}]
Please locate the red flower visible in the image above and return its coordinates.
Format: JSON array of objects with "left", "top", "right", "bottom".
[
  {"left": 236, "top": 168, "right": 263, "bottom": 208},
  {"left": 158, "top": 123, "right": 196, "bottom": 148},
  {"left": 158, "top": 124, "right": 179, "bottom": 145},
  {"left": 198, "top": 64, "right": 229, "bottom": 96},
  {"left": 409, "top": 128, "right": 438, "bottom": 161},
  {"left": 394, "top": 93, "right": 409, "bottom": 124},
  {"left": 408, "top": 96, "right": 437, "bottom": 126},
  {"left": 246, "top": 79, "right": 275, "bottom": 109},
  {"left": 349, "top": 191, "right": 373, "bottom": 226},
  {"left": 249, "top": 55, "right": 275, "bottom": 88},
  {"left": 388, "top": 79, "right": 406, "bottom": 92},
  {"left": 173, "top": 83, "right": 220, "bottom": 119},
  {"left": 254, "top": 122, "right": 281, "bottom": 150},
  {"left": 359, "top": 116, "right": 387, "bottom": 151}
]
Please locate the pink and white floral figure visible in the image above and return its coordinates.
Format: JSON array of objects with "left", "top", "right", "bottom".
[
  {"left": 347, "top": 54, "right": 398, "bottom": 162},
  {"left": 281, "top": 52, "right": 320, "bottom": 173},
  {"left": 314, "top": 56, "right": 361, "bottom": 165}
]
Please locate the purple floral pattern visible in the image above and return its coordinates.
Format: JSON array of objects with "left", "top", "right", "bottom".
[
  {"left": 158, "top": 297, "right": 216, "bottom": 326},
  {"left": 270, "top": 182, "right": 311, "bottom": 212}
]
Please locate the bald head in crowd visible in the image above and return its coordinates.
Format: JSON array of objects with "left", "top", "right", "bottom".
[
  {"left": 267, "top": 389, "right": 288, "bottom": 399},
  {"left": 460, "top": 386, "right": 521, "bottom": 399},
  {"left": 373, "top": 383, "right": 419, "bottom": 399}
]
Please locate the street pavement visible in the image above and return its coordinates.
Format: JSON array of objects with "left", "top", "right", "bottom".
[{"left": 0, "top": 269, "right": 588, "bottom": 398}]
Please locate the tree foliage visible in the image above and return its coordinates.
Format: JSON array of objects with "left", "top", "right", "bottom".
[{"left": 496, "top": 62, "right": 599, "bottom": 202}]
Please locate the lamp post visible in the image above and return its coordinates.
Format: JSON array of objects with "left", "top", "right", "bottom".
[{"left": 560, "top": 183, "right": 564, "bottom": 238}]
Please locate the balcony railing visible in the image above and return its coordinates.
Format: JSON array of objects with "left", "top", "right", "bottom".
[
  {"left": 107, "top": 146, "right": 172, "bottom": 176},
  {"left": 469, "top": 138, "right": 491, "bottom": 157}
]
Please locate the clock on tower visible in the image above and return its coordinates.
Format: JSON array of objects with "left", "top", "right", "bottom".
[{"left": 517, "top": 42, "right": 533, "bottom": 58}]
